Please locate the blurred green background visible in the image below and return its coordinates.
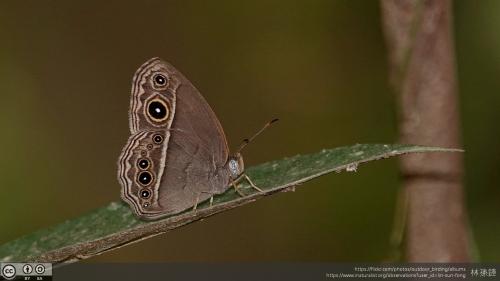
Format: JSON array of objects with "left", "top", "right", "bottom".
[{"left": 0, "top": 1, "right": 498, "bottom": 262}]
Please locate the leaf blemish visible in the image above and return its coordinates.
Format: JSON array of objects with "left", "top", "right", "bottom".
[{"left": 346, "top": 163, "right": 358, "bottom": 172}]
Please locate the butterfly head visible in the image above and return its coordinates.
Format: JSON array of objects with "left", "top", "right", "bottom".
[{"left": 228, "top": 153, "right": 245, "bottom": 180}]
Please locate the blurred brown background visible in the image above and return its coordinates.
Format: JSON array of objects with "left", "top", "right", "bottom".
[{"left": 0, "top": 1, "right": 498, "bottom": 261}]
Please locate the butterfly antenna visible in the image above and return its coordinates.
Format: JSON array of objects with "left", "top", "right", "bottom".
[{"left": 235, "top": 118, "right": 279, "bottom": 154}]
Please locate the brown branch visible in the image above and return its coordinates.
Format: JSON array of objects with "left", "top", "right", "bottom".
[{"left": 380, "top": 0, "right": 471, "bottom": 261}]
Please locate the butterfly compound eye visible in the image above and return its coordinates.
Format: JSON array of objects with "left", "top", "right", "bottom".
[{"left": 147, "top": 99, "right": 169, "bottom": 121}]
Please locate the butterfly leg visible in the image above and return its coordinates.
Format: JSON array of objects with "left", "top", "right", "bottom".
[
  {"left": 243, "top": 174, "right": 263, "bottom": 192},
  {"left": 192, "top": 193, "right": 201, "bottom": 211},
  {"left": 231, "top": 180, "right": 246, "bottom": 197},
  {"left": 193, "top": 192, "right": 216, "bottom": 211}
]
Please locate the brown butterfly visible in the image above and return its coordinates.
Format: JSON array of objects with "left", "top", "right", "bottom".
[{"left": 117, "top": 58, "right": 276, "bottom": 220}]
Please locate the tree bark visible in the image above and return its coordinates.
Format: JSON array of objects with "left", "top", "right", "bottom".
[{"left": 380, "top": 0, "right": 470, "bottom": 261}]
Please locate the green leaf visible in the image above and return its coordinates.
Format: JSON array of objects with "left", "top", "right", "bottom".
[{"left": 0, "top": 144, "right": 461, "bottom": 264}]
